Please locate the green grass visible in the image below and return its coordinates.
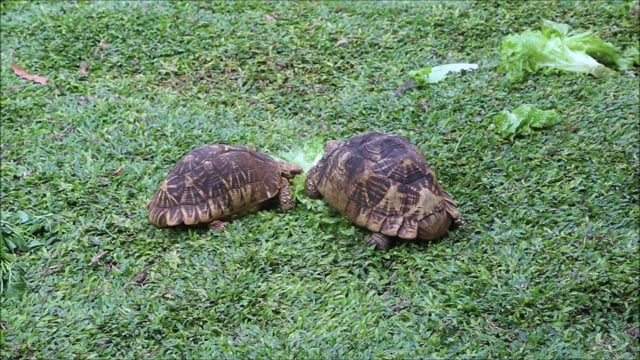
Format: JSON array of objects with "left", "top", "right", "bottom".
[{"left": 1, "top": 0, "right": 638, "bottom": 358}]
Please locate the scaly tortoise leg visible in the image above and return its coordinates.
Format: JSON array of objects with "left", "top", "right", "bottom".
[
  {"left": 208, "top": 220, "right": 228, "bottom": 231},
  {"left": 278, "top": 177, "right": 296, "bottom": 211},
  {"left": 367, "top": 233, "right": 393, "bottom": 250},
  {"left": 304, "top": 167, "right": 322, "bottom": 199}
]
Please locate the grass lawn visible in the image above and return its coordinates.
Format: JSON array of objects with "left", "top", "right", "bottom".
[{"left": 1, "top": 1, "right": 639, "bottom": 358}]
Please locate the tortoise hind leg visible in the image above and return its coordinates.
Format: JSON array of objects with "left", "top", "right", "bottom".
[
  {"left": 208, "top": 220, "right": 228, "bottom": 230},
  {"left": 367, "top": 233, "right": 394, "bottom": 250},
  {"left": 278, "top": 177, "right": 296, "bottom": 211}
]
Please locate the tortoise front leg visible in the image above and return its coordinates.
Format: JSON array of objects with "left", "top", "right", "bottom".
[
  {"left": 367, "top": 233, "right": 394, "bottom": 250},
  {"left": 278, "top": 177, "right": 296, "bottom": 211},
  {"left": 304, "top": 167, "right": 322, "bottom": 199}
]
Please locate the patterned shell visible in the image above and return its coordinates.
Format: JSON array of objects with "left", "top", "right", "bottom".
[
  {"left": 147, "top": 144, "right": 287, "bottom": 228},
  {"left": 307, "top": 132, "right": 459, "bottom": 240}
]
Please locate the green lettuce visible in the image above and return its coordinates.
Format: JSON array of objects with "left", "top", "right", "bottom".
[
  {"left": 500, "top": 20, "right": 635, "bottom": 82},
  {"left": 493, "top": 104, "right": 559, "bottom": 139},
  {"left": 275, "top": 142, "right": 324, "bottom": 173}
]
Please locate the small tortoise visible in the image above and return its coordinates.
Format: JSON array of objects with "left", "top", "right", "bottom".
[
  {"left": 305, "top": 131, "right": 460, "bottom": 250},
  {"left": 147, "top": 144, "right": 303, "bottom": 229}
]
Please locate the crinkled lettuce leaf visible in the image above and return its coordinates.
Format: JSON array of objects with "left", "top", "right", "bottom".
[
  {"left": 493, "top": 104, "right": 559, "bottom": 139},
  {"left": 275, "top": 142, "right": 324, "bottom": 173},
  {"left": 500, "top": 20, "right": 635, "bottom": 82}
]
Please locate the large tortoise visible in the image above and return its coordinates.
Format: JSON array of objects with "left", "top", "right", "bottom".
[
  {"left": 147, "top": 144, "right": 303, "bottom": 229},
  {"left": 305, "top": 131, "right": 460, "bottom": 249}
]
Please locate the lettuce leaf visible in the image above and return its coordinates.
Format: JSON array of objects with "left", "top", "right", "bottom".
[
  {"left": 409, "top": 63, "right": 479, "bottom": 85},
  {"left": 275, "top": 142, "right": 324, "bottom": 173},
  {"left": 499, "top": 20, "right": 633, "bottom": 82},
  {"left": 493, "top": 104, "right": 559, "bottom": 139}
]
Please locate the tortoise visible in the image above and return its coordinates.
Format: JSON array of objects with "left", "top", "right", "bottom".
[
  {"left": 305, "top": 131, "right": 460, "bottom": 250},
  {"left": 147, "top": 144, "right": 303, "bottom": 229}
]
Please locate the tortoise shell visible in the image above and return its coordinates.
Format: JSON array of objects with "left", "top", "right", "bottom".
[
  {"left": 147, "top": 144, "right": 302, "bottom": 228},
  {"left": 305, "top": 132, "right": 460, "bottom": 249}
]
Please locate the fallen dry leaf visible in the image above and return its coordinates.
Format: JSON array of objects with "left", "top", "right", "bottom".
[
  {"left": 88, "top": 236, "right": 101, "bottom": 247},
  {"left": 131, "top": 270, "right": 148, "bottom": 285},
  {"left": 102, "top": 164, "right": 125, "bottom": 177},
  {"left": 394, "top": 80, "right": 416, "bottom": 97},
  {"left": 112, "top": 164, "right": 124, "bottom": 176},
  {"left": 95, "top": 338, "right": 113, "bottom": 345},
  {"left": 52, "top": 132, "right": 67, "bottom": 140},
  {"left": 97, "top": 39, "right": 108, "bottom": 52},
  {"left": 312, "top": 84, "right": 327, "bottom": 93},
  {"left": 43, "top": 264, "right": 62, "bottom": 276},
  {"left": 79, "top": 62, "right": 89, "bottom": 76},
  {"left": 11, "top": 64, "right": 49, "bottom": 84},
  {"left": 563, "top": 124, "right": 580, "bottom": 132},
  {"left": 76, "top": 95, "right": 95, "bottom": 105},
  {"left": 416, "top": 100, "right": 428, "bottom": 111},
  {"left": 336, "top": 38, "right": 350, "bottom": 46}
]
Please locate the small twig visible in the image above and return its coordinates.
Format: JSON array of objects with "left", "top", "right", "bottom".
[
  {"left": 89, "top": 250, "right": 109, "bottom": 266},
  {"left": 101, "top": 164, "right": 125, "bottom": 177}
]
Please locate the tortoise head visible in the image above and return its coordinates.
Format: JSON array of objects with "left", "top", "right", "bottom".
[
  {"left": 303, "top": 139, "right": 344, "bottom": 199},
  {"left": 304, "top": 164, "right": 321, "bottom": 199},
  {"left": 324, "top": 140, "right": 343, "bottom": 154},
  {"left": 279, "top": 162, "right": 303, "bottom": 179}
]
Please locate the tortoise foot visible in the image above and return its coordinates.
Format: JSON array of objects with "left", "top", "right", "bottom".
[
  {"left": 367, "top": 233, "right": 393, "bottom": 250},
  {"left": 208, "top": 220, "right": 228, "bottom": 231}
]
